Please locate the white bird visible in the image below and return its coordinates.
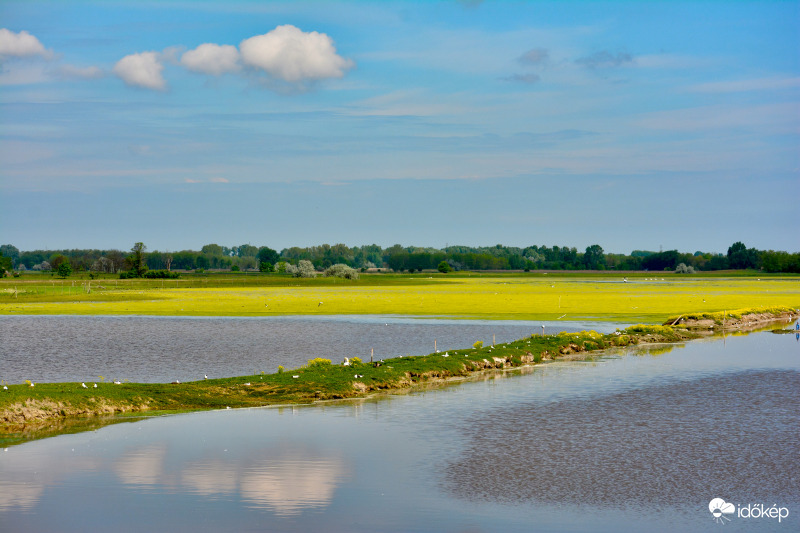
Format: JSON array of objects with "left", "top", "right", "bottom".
[
  {"left": 113, "top": 380, "right": 121, "bottom": 384},
  {"left": 442, "top": 352, "right": 449, "bottom": 357},
  {"left": 354, "top": 374, "right": 364, "bottom": 378},
  {"left": 2, "top": 386, "right": 7, "bottom": 390},
  {"left": 292, "top": 375, "right": 300, "bottom": 378},
  {"left": 81, "top": 383, "right": 87, "bottom": 388},
  {"left": 318, "top": 301, "right": 323, "bottom": 306},
  {"left": 557, "top": 314, "right": 567, "bottom": 319},
  {"left": 204, "top": 374, "right": 208, "bottom": 379},
  {"left": 93, "top": 383, "right": 97, "bottom": 388},
  {"left": 343, "top": 357, "right": 351, "bottom": 366},
  {"left": 244, "top": 382, "right": 251, "bottom": 386}
]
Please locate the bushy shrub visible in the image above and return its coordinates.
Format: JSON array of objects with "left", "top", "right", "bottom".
[
  {"left": 278, "top": 262, "right": 298, "bottom": 275},
  {"left": 143, "top": 269, "right": 180, "bottom": 279},
  {"left": 296, "top": 260, "right": 316, "bottom": 278},
  {"left": 306, "top": 357, "right": 332, "bottom": 367},
  {"left": 473, "top": 340, "right": 483, "bottom": 349},
  {"left": 324, "top": 263, "right": 359, "bottom": 279},
  {"left": 675, "top": 263, "right": 696, "bottom": 274},
  {"left": 350, "top": 357, "right": 362, "bottom": 365}
]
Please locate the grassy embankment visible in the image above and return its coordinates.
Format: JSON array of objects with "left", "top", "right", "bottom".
[
  {"left": 2, "top": 271, "right": 799, "bottom": 322},
  {"left": 1, "top": 304, "right": 797, "bottom": 447}
]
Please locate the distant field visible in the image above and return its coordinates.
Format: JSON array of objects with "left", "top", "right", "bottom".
[{"left": 1, "top": 272, "right": 798, "bottom": 322}]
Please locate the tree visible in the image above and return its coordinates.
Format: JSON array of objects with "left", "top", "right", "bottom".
[
  {"left": 0, "top": 244, "right": 19, "bottom": 268},
  {"left": 583, "top": 244, "right": 605, "bottom": 270},
  {"left": 236, "top": 244, "right": 259, "bottom": 258},
  {"left": 0, "top": 255, "right": 12, "bottom": 276},
  {"left": 727, "top": 241, "right": 758, "bottom": 269},
  {"left": 438, "top": 261, "right": 452, "bottom": 273},
  {"left": 642, "top": 250, "right": 680, "bottom": 271},
  {"left": 259, "top": 261, "right": 274, "bottom": 273},
  {"left": 57, "top": 261, "right": 73, "bottom": 278},
  {"left": 126, "top": 242, "right": 148, "bottom": 277},
  {"left": 50, "top": 254, "right": 68, "bottom": 272},
  {"left": 257, "top": 246, "right": 280, "bottom": 265},
  {"left": 201, "top": 244, "right": 223, "bottom": 256}
]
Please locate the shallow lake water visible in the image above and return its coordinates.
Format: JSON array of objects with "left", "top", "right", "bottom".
[
  {"left": 0, "top": 315, "right": 616, "bottom": 383},
  {"left": 1, "top": 325, "right": 798, "bottom": 532}
]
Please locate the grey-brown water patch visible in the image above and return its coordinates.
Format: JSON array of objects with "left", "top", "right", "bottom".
[{"left": 443, "top": 370, "right": 800, "bottom": 509}]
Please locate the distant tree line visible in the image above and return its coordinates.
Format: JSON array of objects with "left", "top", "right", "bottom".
[{"left": 1, "top": 241, "right": 799, "bottom": 275}]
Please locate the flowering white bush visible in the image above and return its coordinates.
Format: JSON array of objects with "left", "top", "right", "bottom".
[
  {"left": 324, "top": 263, "right": 359, "bottom": 279},
  {"left": 296, "top": 259, "right": 316, "bottom": 277}
]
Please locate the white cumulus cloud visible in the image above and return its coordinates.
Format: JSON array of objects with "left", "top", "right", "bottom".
[
  {"left": 113, "top": 51, "right": 166, "bottom": 90},
  {"left": 181, "top": 43, "right": 240, "bottom": 75},
  {"left": 0, "top": 28, "right": 53, "bottom": 59},
  {"left": 239, "top": 25, "right": 354, "bottom": 83}
]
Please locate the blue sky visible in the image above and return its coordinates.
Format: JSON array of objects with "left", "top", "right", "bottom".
[{"left": 1, "top": 0, "right": 798, "bottom": 254}]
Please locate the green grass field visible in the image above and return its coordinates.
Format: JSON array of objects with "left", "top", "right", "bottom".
[{"left": 2, "top": 271, "right": 798, "bottom": 322}]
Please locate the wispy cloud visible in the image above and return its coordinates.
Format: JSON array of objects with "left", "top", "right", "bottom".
[
  {"left": 502, "top": 73, "right": 541, "bottom": 84},
  {"left": 185, "top": 177, "right": 230, "bottom": 184},
  {"left": 688, "top": 76, "right": 800, "bottom": 93},
  {"left": 575, "top": 50, "right": 633, "bottom": 69},
  {"left": 0, "top": 63, "right": 50, "bottom": 85},
  {"left": 56, "top": 64, "right": 105, "bottom": 80},
  {"left": 518, "top": 48, "right": 549, "bottom": 66}
]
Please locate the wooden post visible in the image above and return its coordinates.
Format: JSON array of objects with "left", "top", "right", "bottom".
[{"left": 370, "top": 348, "right": 374, "bottom": 363}]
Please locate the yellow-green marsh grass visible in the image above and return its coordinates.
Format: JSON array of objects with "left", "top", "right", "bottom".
[{"left": 2, "top": 274, "right": 798, "bottom": 322}]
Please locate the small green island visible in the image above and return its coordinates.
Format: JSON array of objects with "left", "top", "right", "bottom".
[{"left": 1, "top": 305, "right": 796, "bottom": 446}]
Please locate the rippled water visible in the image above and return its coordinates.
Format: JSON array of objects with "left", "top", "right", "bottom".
[
  {"left": 0, "top": 315, "right": 615, "bottom": 383},
  {"left": 1, "top": 327, "right": 798, "bottom": 532}
]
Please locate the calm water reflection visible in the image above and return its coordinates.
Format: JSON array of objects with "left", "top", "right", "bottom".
[
  {"left": 1, "top": 329, "right": 798, "bottom": 532},
  {"left": 0, "top": 315, "right": 615, "bottom": 383}
]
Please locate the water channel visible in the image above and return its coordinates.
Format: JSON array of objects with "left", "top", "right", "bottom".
[{"left": 1, "top": 317, "right": 798, "bottom": 532}]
